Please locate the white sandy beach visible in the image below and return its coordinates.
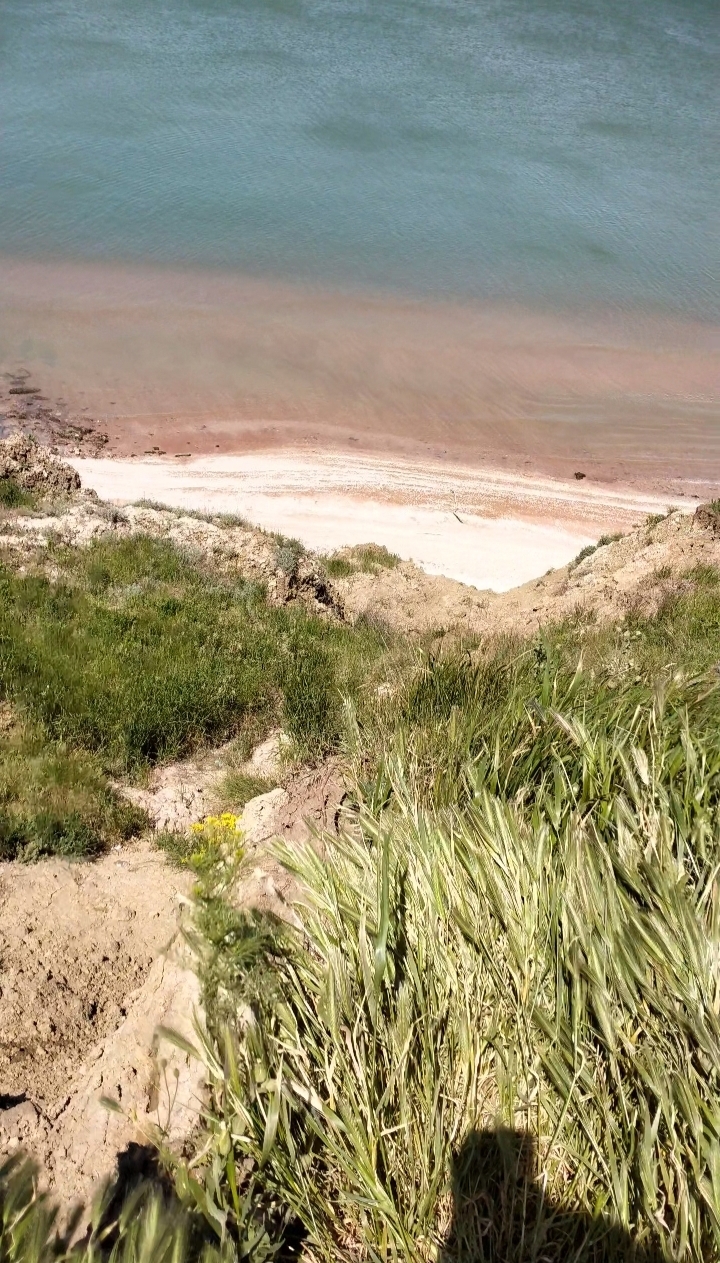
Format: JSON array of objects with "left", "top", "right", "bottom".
[{"left": 71, "top": 451, "right": 689, "bottom": 592}]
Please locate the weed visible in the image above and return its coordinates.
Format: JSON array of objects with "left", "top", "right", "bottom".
[
  {"left": 133, "top": 500, "right": 250, "bottom": 529},
  {"left": 189, "top": 593, "right": 720, "bottom": 1258},
  {"left": 570, "top": 543, "right": 596, "bottom": 566},
  {"left": 0, "top": 479, "right": 35, "bottom": 511},
  {"left": 213, "top": 770, "right": 272, "bottom": 813},
  {"left": 353, "top": 543, "right": 400, "bottom": 570},
  {"left": 0, "top": 1152, "right": 271, "bottom": 1261},
  {"left": 273, "top": 536, "right": 304, "bottom": 578},
  {"left": 324, "top": 544, "right": 401, "bottom": 578},
  {"left": 154, "top": 828, "right": 197, "bottom": 867},
  {"left": 323, "top": 555, "right": 355, "bottom": 578},
  {"left": 646, "top": 510, "right": 671, "bottom": 528},
  {"left": 0, "top": 720, "right": 144, "bottom": 859},
  {"left": 569, "top": 533, "right": 622, "bottom": 569}
]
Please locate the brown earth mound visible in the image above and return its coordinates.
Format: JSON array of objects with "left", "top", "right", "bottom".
[{"left": 335, "top": 506, "right": 717, "bottom": 638}]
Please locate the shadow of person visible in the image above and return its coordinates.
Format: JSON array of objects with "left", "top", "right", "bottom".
[{"left": 439, "top": 1128, "right": 664, "bottom": 1263}]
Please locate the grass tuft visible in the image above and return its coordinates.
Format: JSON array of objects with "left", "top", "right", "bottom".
[
  {"left": 324, "top": 543, "right": 401, "bottom": 578},
  {"left": 0, "top": 478, "right": 36, "bottom": 511},
  {"left": 569, "top": 532, "right": 623, "bottom": 569},
  {"left": 0, "top": 719, "right": 144, "bottom": 859}
]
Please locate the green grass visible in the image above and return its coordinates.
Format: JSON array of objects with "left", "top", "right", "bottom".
[
  {"left": 177, "top": 562, "right": 720, "bottom": 1261},
  {"left": 0, "top": 719, "right": 144, "bottom": 860},
  {"left": 7, "top": 512, "right": 720, "bottom": 1257},
  {"left": 272, "top": 536, "right": 305, "bottom": 579},
  {"left": 213, "top": 770, "right": 273, "bottom": 813},
  {"left": 0, "top": 478, "right": 36, "bottom": 511},
  {"left": 323, "top": 555, "right": 355, "bottom": 578},
  {"left": 324, "top": 544, "right": 401, "bottom": 578},
  {"left": 646, "top": 511, "right": 672, "bottom": 528},
  {"left": 0, "top": 534, "right": 387, "bottom": 855},
  {"left": 133, "top": 499, "right": 251, "bottom": 529}
]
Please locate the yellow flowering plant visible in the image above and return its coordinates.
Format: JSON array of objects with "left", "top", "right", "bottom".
[{"left": 188, "top": 811, "right": 245, "bottom": 874}]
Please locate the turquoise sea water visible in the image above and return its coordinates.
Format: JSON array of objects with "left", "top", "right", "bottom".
[{"left": 1, "top": 0, "right": 717, "bottom": 319}]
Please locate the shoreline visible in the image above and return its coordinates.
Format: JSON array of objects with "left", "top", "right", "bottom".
[
  {"left": 2, "top": 254, "right": 720, "bottom": 503},
  {"left": 70, "top": 450, "right": 691, "bottom": 592}
]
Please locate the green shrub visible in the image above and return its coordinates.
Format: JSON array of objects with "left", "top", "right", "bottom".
[
  {"left": 324, "top": 544, "right": 401, "bottom": 578},
  {"left": 569, "top": 534, "right": 623, "bottom": 570},
  {"left": 323, "top": 555, "right": 355, "bottom": 578}
]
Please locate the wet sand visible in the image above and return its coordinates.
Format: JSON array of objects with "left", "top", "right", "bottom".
[
  {"left": 71, "top": 452, "right": 690, "bottom": 591},
  {"left": 2, "top": 256, "right": 720, "bottom": 500}
]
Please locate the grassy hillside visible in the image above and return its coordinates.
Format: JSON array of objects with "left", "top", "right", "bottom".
[
  {"left": 0, "top": 533, "right": 386, "bottom": 857},
  {"left": 4, "top": 508, "right": 720, "bottom": 1259}
]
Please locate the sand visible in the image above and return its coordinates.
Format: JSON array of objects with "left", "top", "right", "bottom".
[{"left": 71, "top": 451, "right": 689, "bottom": 591}]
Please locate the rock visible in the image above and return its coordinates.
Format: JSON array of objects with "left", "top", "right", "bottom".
[
  {"left": 0, "top": 1098, "right": 39, "bottom": 1142},
  {"left": 0, "top": 433, "right": 81, "bottom": 495},
  {"left": 240, "top": 787, "right": 290, "bottom": 850},
  {"left": 694, "top": 503, "right": 720, "bottom": 538},
  {"left": 245, "top": 732, "right": 288, "bottom": 781}
]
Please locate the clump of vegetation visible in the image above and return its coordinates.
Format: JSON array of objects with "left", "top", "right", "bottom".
[
  {"left": 324, "top": 543, "right": 401, "bottom": 578},
  {"left": 273, "top": 535, "right": 305, "bottom": 578},
  {"left": 212, "top": 770, "right": 272, "bottom": 814},
  {"left": 133, "top": 499, "right": 250, "bottom": 529},
  {"left": 0, "top": 477, "right": 36, "bottom": 511},
  {"left": 177, "top": 563, "right": 720, "bottom": 1260},
  {"left": 323, "top": 554, "right": 355, "bottom": 578},
  {"left": 569, "top": 531, "right": 624, "bottom": 568},
  {"left": 0, "top": 717, "right": 144, "bottom": 860},
  {"left": 155, "top": 809, "right": 247, "bottom": 869},
  {"left": 646, "top": 510, "right": 673, "bottom": 528},
  {"left": 0, "top": 1153, "right": 261, "bottom": 1262}
]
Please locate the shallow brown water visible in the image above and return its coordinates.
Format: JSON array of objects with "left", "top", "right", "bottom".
[{"left": 1, "top": 256, "right": 719, "bottom": 495}]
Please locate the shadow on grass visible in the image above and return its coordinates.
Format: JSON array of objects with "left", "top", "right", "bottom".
[{"left": 440, "top": 1129, "right": 662, "bottom": 1263}]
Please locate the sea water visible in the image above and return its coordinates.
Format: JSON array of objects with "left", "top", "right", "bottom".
[{"left": 1, "top": 0, "right": 717, "bottom": 319}]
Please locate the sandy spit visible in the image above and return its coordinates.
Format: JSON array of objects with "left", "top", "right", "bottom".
[{"left": 70, "top": 451, "right": 690, "bottom": 592}]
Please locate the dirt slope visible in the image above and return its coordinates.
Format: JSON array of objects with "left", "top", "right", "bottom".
[{"left": 336, "top": 506, "right": 718, "bottom": 637}]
